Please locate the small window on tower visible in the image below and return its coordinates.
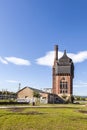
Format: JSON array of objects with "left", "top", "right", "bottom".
[
  {"left": 61, "top": 77, "right": 65, "bottom": 80},
  {"left": 63, "top": 90, "right": 64, "bottom": 93},
  {"left": 60, "top": 82, "right": 62, "bottom": 89},
  {"left": 65, "top": 90, "right": 67, "bottom": 93},
  {"left": 60, "top": 90, "right": 62, "bottom": 93}
]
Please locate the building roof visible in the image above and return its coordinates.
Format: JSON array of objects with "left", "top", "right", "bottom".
[
  {"left": 55, "top": 50, "right": 74, "bottom": 76},
  {"left": 17, "top": 86, "right": 49, "bottom": 94},
  {"left": 59, "top": 50, "right": 72, "bottom": 65}
]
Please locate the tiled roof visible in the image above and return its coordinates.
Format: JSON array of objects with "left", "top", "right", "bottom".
[
  {"left": 55, "top": 50, "right": 74, "bottom": 76},
  {"left": 59, "top": 50, "right": 72, "bottom": 65},
  {"left": 17, "top": 86, "right": 49, "bottom": 94}
]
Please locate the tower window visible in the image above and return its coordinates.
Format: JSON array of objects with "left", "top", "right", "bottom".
[
  {"left": 60, "top": 80, "right": 68, "bottom": 94},
  {"left": 60, "top": 90, "right": 62, "bottom": 93},
  {"left": 60, "top": 82, "right": 62, "bottom": 89}
]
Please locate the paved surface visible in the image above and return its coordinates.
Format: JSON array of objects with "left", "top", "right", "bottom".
[
  {"left": 0, "top": 105, "right": 62, "bottom": 109},
  {"left": 0, "top": 104, "right": 86, "bottom": 109}
]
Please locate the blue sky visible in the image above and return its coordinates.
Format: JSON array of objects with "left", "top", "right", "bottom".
[{"left": 0, "top": 0, "right": 87, "bottom": 96}]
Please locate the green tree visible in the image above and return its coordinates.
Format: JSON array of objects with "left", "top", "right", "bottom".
[{"left": 33, "top": 91, "right": 41, "bottom": 98}]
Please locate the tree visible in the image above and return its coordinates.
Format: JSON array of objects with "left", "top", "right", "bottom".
[
  {"left": 33, "top": 91, "right": 41, "bottom": 105},
  {"left": 33, "top": 91, "right": 41, "bottom": 98}
]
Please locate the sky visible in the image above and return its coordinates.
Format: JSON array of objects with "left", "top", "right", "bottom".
[{"left": 0, "top": 0, "right": 87, "bottom": 96}]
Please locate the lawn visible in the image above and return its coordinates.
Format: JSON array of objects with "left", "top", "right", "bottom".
[{"left": 0, "top": 104, "right": 87, "bottom": 130}]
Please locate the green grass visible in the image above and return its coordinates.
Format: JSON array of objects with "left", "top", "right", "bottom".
[{"left": 0, "top": 104, "right": 87, "bottom": 130}]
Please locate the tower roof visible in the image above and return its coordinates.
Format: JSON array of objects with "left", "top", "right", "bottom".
[
  {"left": 55, "top": 50, "right": 74, "bottom": 76},
  {"left": 59, "top": 50, "right": 72, "bottom": 65}
]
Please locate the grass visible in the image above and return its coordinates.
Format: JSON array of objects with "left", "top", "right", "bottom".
[{"left": 0, "top": 104, "right": 87, "bottom": 130}]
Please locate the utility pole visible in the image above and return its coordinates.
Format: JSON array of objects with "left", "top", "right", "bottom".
[{"left": 18, "top": 83, "right": 21, "bottom": 91}]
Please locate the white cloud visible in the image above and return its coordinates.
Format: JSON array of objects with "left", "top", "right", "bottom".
[
  {"left": 68, "top": 51, "right": 87, "bottom": 63},
  {"left": 6, "top": 80, "right": 19, "bottom": 83},
  {"left": 36, "top": 51, "right": 54, "bottom": 67},
  {"left": 0, "top": 57, "right": 8, "bottom": 64},
  {"left": 0, "top": 56, "right": 31, "bottom": 66},
  {"left": 36, "top": 51, "right": 87, "bottom": 66},
  {"left": 5, "top": 57, "right": 31, "bottom": 66},
  {"left": 74, "top": 80, "right": 87, "bottom": 88},
  {"left": 36, "top": 51, "right": 63, "bottom": 67}
]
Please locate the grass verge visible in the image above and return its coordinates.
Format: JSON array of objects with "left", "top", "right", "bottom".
[{"left": 0, "top": 104, "right": 87, "bottom": 130}]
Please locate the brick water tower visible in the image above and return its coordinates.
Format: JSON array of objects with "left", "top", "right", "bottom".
[{"left": 52, "top": 45, "right": 74, "bottom": 99}]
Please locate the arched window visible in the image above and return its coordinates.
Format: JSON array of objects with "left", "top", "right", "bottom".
[
  {"left": 60, "top": 81, "right": 62, "bottom": 89},
  {"left": 60, "top": 79, "right": 68, "bottom": 94}
]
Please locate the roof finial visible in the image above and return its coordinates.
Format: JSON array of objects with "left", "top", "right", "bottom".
[{"left": 64, "top": 50, "right": 66, "bottom": 55}]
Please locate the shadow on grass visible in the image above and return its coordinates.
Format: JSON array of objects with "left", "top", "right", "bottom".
[
  {"left": 78, "top": 110, "right": 87, "bottom": 114},
  {"left": 0, "top": 108, "right": 45, "bottom": 116}
]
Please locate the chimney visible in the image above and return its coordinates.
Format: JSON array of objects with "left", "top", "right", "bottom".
[{"left": 54, "top": 45, "right": 58, "bottom": 61}]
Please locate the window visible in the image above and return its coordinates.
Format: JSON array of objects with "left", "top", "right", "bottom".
[
  {"left": 60, "top": 82, "right": 62, "bottom": 89},
  {"left": 60, "top": 80, "right": 68, "bottom": 94},
  {"left": 60, "top": 90, "right": 62, "bottom": 93}
]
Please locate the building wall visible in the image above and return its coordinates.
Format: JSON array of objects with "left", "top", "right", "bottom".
[
  {"left": 58, "top": 75, "right": 72, "bottom": 96},
  {"left": 53, "top": 74, "right": 73, "bottom": 96},
  {"left": 17, "top": 87, "right": 66, "bottom": 104},
  {"left": 52, "top": 67, "right": 56, "bottom": 94},
  {"left": 17, "top": 87, "right": 50, "bottom": 104},
  {"left": 17, "top": 87, "right": 33, "bottom": 99}
]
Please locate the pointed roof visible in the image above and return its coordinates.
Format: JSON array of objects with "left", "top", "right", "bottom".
[{"left": 59, "top": 50, "right": 72, "bottom": 65}]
